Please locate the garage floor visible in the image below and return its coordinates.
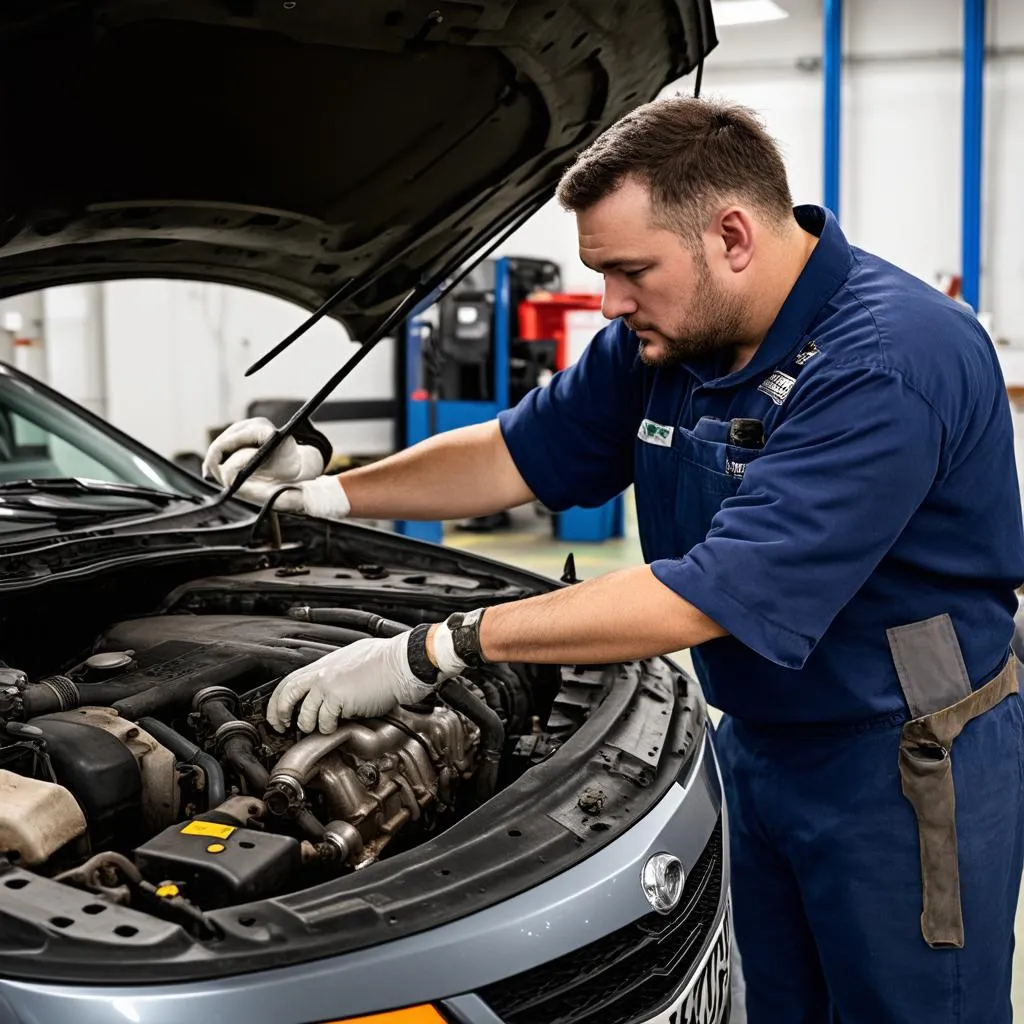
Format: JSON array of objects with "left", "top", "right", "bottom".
[{"left": 440, "top": 493, "right": 1024, "bottom": 1018}]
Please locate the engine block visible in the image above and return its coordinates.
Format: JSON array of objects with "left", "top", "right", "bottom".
[{"left": 265, "top": 705, "right": 479, "bottom": 866}]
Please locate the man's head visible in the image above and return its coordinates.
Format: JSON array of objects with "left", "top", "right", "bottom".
[{"left": 556, "top": 96, "right": 799, "bottom": 367}]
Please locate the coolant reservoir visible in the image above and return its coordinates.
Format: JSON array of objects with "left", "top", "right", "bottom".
[{"left": 0, "top": 769, "right": 87, "bottom": 865}]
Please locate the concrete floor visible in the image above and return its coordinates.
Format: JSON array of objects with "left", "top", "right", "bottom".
[{"left": 440, "top": 496, "right": 1024, "bottom": 1018}]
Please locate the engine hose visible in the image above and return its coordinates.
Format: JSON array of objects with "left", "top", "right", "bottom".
[
  {"left": 137, "top": 717, "right": 227, "bottom": 809},
  {"left": 111, "top": 682, "right": 219, "bottom": 721},
  {"left": 18, "top": 660, "right": 257, "bottom": 720},
  {"left": 200, "top": 695, "right": 243, "bottom": 733},
  {"left": 55, "top": 850, "right": 218, "bottom": 938},
  {"left": 481, "top": 662, "right": 530, "bottom": 729},
  {"left": 198, "top": 695, "right": 270, "bottom": 794},
  {"left": 473, "top": 678, "right": 508, "bottom": 721},
  {"left": 21, "top": 645, "right": 323, "bottom": 720},
  {"left": 289, "top": 606, "right": 411, "bottom": 638},
  {"left": 296, "top": 807, "right": 326, "bottom": 841},
  {"left": 109, "top": 650, "right": 317, "bottom": 721},
  {"left": 56, "top": 850, "right": 144, "bottom": 890},
  {"left": 19, "top": 674, "right": 141, "bottom": 718},
  {"left": 437, "top": 677, "right": 504, "bottom": 801},
  {"left": 223, "top": 737, "right": 269, "bottom": 793},
  {"left": 279, "top": 623, "right": 376, "bottom": 646}
]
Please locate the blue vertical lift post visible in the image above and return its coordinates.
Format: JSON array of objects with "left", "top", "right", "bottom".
[
  {"left": 823, "top": 0, "right": 988, "bottom": 316},
  {"left": 961, "top": 0, "right": 986, "bottom": 314},
  {"left": 823, "top": 0, "right": 842, "bottom": 221},
  {"left": 394, "top": 256, "right": 625, "bottom": 546}
]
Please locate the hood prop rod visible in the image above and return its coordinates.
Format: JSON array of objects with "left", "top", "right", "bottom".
[
  {"left": 216, "top": 285, "right": 422, "bottom": 503},
  {"left": 244, "top": 189, "right": 550, "bottom": 378},
  {"left": 243, "top": 275, "right": 363, "bottom": 378},
  {"left": 212, "top": 194, "right": 550, "bottom": 506}
]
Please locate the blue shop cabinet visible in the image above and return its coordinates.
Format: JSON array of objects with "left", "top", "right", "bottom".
[{"left": 394, "top": 256, "right": 624, "bottom": 546}]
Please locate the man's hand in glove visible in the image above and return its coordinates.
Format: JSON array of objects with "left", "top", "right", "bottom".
[
  {"left": 265, "top": 567, "right": 726, "bottom": 734},
  {"left": 202, "top": 416, "right": 350, "bottom": 519},
  {"left": 266, "top": 610, "right": 488, "bottom": 734}
]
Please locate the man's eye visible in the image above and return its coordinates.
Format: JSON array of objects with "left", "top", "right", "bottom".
[{"left": 625, "top": 267, "right": 648, "bottom": 279}]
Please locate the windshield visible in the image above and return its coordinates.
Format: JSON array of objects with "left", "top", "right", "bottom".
[{"left": 0, "top": 367, "right": 209, "bottom": 498}]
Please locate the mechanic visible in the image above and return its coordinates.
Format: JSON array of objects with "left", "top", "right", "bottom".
[{"left": 204, "top": 97, "right": 1024, "bottom": 1024}]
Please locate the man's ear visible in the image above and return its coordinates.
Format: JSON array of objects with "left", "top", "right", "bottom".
[{"left": 708, "top": 207, "right": 755, "bottom": 273}]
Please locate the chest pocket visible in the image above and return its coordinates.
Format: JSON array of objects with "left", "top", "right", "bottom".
[{"left": 634, "top": 416, "right": 762, "bottom": 563}]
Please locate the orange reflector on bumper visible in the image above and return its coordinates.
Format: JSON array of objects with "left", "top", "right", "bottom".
[{"left": 331, "top": 1007, "right": 445, "bottom": 1024}]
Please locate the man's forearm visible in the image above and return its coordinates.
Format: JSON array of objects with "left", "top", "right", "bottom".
[
  {"left": 433, "top": 565, "right": 727, "bottom": 666},
  {"left": 338, "top": 420, "right": 535, "bottom": 521}
]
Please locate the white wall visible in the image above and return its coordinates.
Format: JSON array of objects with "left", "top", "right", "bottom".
[
  {"left": 102, "top": 280, "right": 224, "bottom": 458},
  {"left": 43, "top": 285, "right": 106, "bottom": 418},
  {"left": 493, "top": 199, "right": 604, "bottom": 294},
  {"left": 216, "top": 285, "right": 395, "bottom": 459},
  {"left": 99, "top": 280, "right": 394, "bottom": 460},
  {"left": 0, "top": 293, "right": 44, "bottom": 380},
  {"left": 985, "top": 54, "right": 1024, "bottom": 348}
]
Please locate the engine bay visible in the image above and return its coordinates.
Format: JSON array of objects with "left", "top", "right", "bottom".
[{"left": 0, "top": 567, "right": 579, "bottom": 936}]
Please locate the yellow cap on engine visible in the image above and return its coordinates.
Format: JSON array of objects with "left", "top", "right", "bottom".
[
  {"left": 206, "top": 843, "right": 226, "bottom": 855},
  {"left": 155, "top": 884, "right": 180, "bottom": 899}
]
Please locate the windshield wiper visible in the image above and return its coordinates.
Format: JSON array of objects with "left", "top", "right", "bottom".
[
  {"left": 0, "top": 479, "right": 201, "bottom": 505},
  {"left": 0, "top": 502, "right": 143, "bottom": 531}
]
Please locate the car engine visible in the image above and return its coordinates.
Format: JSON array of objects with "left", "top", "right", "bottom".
[{"left": 0, "top": 576, "right": 571, "bottom": 930}]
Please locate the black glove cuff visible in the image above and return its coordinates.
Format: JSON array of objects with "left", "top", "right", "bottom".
[
  {"left": 291, "top": 417, "right": 334, "bottom": 472},
  {"left": 406, "top": 623, "right": 441, "bottom": 685},
  {"left": 445, "top": 608, "right": 489, "bottom": 669}
]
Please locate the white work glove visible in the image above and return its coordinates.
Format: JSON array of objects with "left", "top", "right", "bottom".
[
  {"left": 224, "top": 474, "right": 352, "bottom": 519},
  {"left": 266, "top": 611, "right": 488, "bottom": 734},
  {"left": 203, "top": 417, "right": 324, "bottom": 488},
  {"left": 267, "top": 633, "right": 438, "bottom": 734},
  {"left": 202, "top": 417, "right": 350, "bottom": 519}
]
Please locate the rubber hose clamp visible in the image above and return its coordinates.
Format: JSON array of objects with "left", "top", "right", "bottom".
[{"left": 213, "top": 718, "right": 261, "bottom": 753}]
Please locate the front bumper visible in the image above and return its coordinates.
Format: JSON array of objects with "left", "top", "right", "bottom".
[{"left": 0, "top": 728, "right": 727, "bottom": 1024}]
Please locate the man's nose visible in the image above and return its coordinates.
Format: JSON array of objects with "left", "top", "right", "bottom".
[{"left": 602, "top": 281, "right": 637, "bottom": 321}]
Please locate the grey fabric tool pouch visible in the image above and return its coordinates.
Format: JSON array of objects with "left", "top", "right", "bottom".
[{"left": 889, "top": 613, "right": 1018, "bottom": 949}]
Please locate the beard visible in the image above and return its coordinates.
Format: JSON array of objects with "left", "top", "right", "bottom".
[{"left": 627, "top": 257, "right": 749, "bottom": 367}]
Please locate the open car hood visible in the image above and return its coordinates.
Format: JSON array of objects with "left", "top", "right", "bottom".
[{"left": 0, "top": 0, "right": 715, "bottom": 334}]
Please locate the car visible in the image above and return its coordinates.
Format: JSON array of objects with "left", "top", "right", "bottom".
[{"left": 0, "top": 3, "right": 727, "bottom": 1024}]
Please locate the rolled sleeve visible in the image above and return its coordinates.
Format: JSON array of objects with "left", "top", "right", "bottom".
[
  {"left": 652, "top": 365, "right": 945, "bottom": 668},
  {"left": 498, "top": 320, "right": 643, "bottom": 511}
]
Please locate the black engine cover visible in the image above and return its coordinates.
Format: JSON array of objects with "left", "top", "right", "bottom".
[
  {"left": 134, "top": 819, "right": 301, "bottom": 908},
  {"left": 26, "top": 714, "right": 143, "bottom": 848}
]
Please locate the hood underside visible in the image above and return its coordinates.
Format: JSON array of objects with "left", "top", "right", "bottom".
[{"left": 0, "top": 0, "right": 715, "bottom": 333}]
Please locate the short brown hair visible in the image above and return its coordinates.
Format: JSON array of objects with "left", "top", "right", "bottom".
[{"left": 556, "top": 96, "right": 794, "bottom": 244}]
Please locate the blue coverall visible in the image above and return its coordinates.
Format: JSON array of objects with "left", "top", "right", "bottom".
[{"left": 498, "top": 205, "right": 1024, "bottom": 1022}]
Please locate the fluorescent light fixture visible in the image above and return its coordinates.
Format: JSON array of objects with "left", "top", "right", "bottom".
[{"left": 711, "top": 0, "right": 789, "bottom": 27}]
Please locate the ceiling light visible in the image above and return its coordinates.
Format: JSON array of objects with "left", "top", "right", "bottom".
[{"left": 710, "top": 0, "right": 789, "bottom": 27}]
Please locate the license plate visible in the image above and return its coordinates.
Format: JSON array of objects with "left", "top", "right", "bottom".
[{"left": 640, "top": 907, "right": 731, "bottom": 1024}]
